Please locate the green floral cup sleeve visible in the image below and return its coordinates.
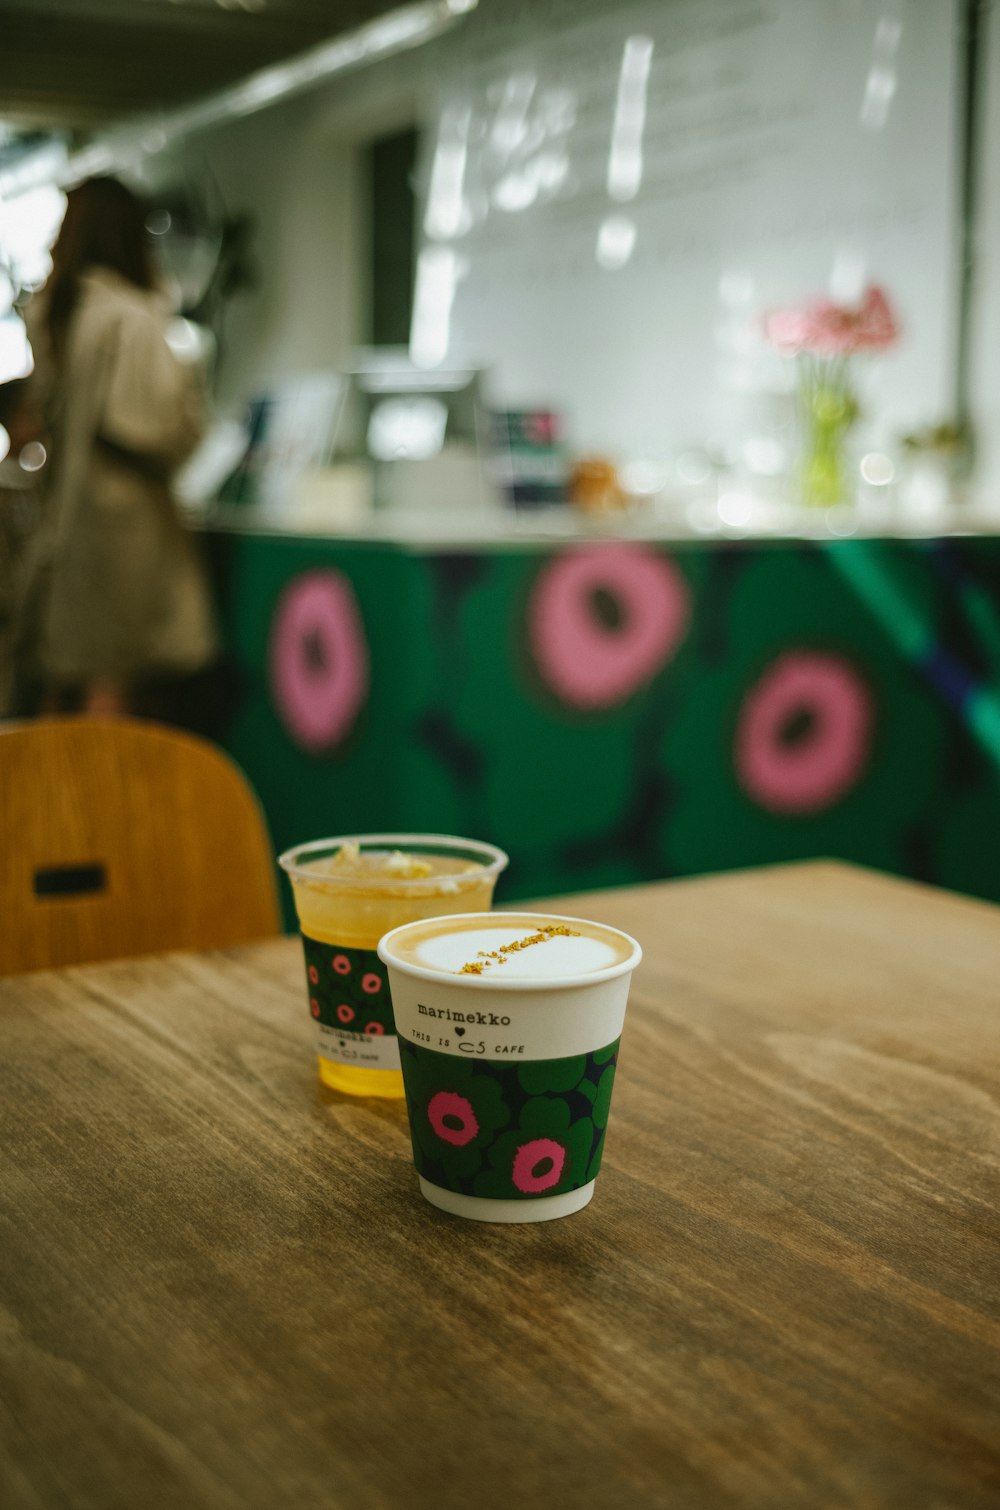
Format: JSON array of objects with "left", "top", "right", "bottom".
[
  {"left": 387, "top": 973, "right": 630, "bottom": 1061},
  {"left": 300, "top": 934, "right": 400, "bottom": 1071},
  {"left": 399, "top": 1038, "right": 621, "bottom": 1201}
]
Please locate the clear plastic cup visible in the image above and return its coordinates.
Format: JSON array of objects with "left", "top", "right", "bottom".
[{"left": 278, "top": 834, "right": 508, "bottom": 1098}]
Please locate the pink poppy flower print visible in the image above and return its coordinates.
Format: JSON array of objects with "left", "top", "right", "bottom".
[
  {"left": 528, "top": 544, "right": 689, "bottom": 710},
  {"left": 735, "top": 651, "right": 873, "bottom": 814},
  {"left": 511, "top": 1137, "right": 566, "bottom": 1194},
  {"left": 268, "top": 570, "right": 369, "bottom": 753},
  {"left": 427, "top": 1090, "right": 480, "bottom": 1147}
]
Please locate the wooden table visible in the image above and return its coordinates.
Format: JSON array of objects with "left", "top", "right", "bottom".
[{"left": 2, "top": 862, "right": 999, "bottom": 1510}]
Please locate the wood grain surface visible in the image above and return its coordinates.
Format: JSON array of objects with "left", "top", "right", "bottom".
[{"left": 1, "top": 861, "right": 998, "bottom": 1510}]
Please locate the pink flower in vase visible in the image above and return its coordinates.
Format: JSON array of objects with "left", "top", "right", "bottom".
[
  {"left": 764, "top": 284, "right": 899, "bottom": 357},
  {"left": 763, "top": 284, "right": 899, "bottom": 508}
]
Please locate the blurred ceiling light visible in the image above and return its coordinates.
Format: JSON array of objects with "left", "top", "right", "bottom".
[
  {"left": 829, "top": 243, "right": 867, "bottom": 304},
  {"left": 0, "top": 314, "right": 32, "bottom": 384},
  {"left": 368, "top": 396, "right": 448, "bottom": 460},
  {"left": 533, "top": 152, "right": 568, "bottom": 193},
  {"left": 424, "top": 105, "right": 471, "bottom": 240},
  {"left": 718, "top": 490, "right": 753, "bottom": 527},
  {"left": 410, "top": 245, "right": 461, "bottom": 369},
  {"left": 0, "top": 184, "right": 66, "bottom": 289},
  {"left": 875, "top": 16, "right": 903, "bottom": 54},
  {"left": 165, "top": 316, "right": 213, "bottom": 362},
  {"left": 860, "top": 451, "right": 894, "bottom": 485},
  {"left": 0, "top": 1, "right": 476, "bottom": 200},
  {"left": 490, "top": 74, "right": 536, "bottom": 159},
  {"left": 539, "top": 88, "right": 576, "bottom": 135},
  {"left": 229, "top": 72, "right": 288, "bottom": 111},
  {"left": 607, "top": 35, "right": 653, "bottom": 202},
  {"left": 861, "top": 66, "right": 897, "bottom": 129},
  {"left": 59, "top": 143, "right": 116, "bottom": 182},
  {"left": 492, "top": 169, "right": 538, "bottom": 214},
  {"left": 0, "top": 139, "right": 66, "bottom": 199},
  {"left": 621, "top": 460, "right": 666, "bottom": 496},
  {"left": 860, "top": 13, "right": 902, "bottom": 130},
  {"left": 18, "top": 440, "right": 47, "bottom": 473},
  {"left": 177, "top": 2, "right": 466, "bottom": 126},
  {"left": 595, "top": 214, "right": 636, "bottom": 270}
]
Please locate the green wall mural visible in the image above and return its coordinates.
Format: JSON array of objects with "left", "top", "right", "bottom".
[{"left": 207, "top": 529, "right": 1000, "bottom": 924}]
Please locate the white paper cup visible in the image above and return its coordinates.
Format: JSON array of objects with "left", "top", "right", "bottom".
[{"left": 378, "top": 912, "right": 642, "bottom": 1223}]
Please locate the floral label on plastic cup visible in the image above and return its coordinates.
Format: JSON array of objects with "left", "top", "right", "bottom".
[
  {"left": 398, "top": 1038, "right": 620, "bottom": 1201},
  {"left": 300, "top": 935, "right": 400, "bottom": 1072}
]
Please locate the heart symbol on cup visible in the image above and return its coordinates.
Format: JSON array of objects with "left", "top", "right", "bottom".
[{"left": 454, "top": 1027, "right": 465, "bottom": 1037}]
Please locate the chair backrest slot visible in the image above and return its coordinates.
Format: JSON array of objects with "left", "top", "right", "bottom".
[
  {"left": 33, "top": 863, "right": 107, "bottom": 898},
  {"left": 1, "top": 716, "right": 280, "bottom": 974}
]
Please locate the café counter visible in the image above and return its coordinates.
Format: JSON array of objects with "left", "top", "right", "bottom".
[{"left": 200, "top": 505, "right": 1000, "bottom": 915}]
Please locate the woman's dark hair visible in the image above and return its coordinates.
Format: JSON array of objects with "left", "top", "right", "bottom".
[{"left": 45, "top": 176, "right": 155, "bottom": 356}]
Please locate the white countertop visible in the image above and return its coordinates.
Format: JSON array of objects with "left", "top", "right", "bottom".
[{"left": 194, "top": 498, "right": 1000, "bottom": 549}]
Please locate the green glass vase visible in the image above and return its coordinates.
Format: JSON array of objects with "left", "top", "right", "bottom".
[{"left": 802, "top": 383, "right": 857, "bottom": 508}]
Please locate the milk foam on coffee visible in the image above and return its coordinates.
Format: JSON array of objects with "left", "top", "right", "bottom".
[{"left": 392, "top": 914, "right": 631, "bottom": 980}]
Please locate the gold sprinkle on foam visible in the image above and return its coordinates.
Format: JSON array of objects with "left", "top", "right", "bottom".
[{"left": 458, "top": 924, "right": 579, "bottom": 974}]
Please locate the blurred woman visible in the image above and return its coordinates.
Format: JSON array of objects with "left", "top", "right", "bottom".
[{"left": 25, "top": 175, "right": 217, "bottom": 715}]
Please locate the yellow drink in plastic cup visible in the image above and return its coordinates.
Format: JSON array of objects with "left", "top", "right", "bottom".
[{"left": 278, "top": 833, "right": 508, "bottom": 1098}]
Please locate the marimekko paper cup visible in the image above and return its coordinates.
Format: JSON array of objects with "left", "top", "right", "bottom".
[{"left": 377, "top": 912, "right": 642, "bottom": 1224}]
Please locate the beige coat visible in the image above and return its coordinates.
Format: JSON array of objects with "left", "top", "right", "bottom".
[{"left": 27, "top": 268, "right": 217, "bottom": 682}]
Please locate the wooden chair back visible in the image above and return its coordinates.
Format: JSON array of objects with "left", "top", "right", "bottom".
[{"left": 0, "top": 717, "right": 281, "bottom": 974}]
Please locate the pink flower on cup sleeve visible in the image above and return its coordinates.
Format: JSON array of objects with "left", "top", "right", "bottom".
[
  {"left": 428, "top": 1090, "right": 479, "bottom": 1147},
  {"left": 511, "top": 1137, "right": 566, "bottom": 1194}
]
